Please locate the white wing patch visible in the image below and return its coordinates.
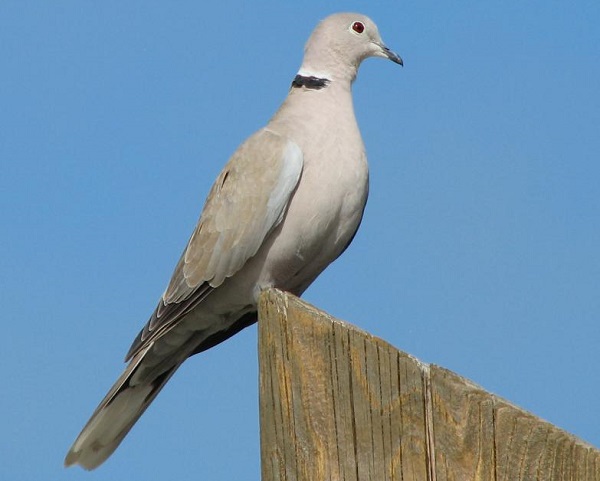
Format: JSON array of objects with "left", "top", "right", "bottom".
[{"left": 266, "top": 137, "right": 303, "bottom": 228}]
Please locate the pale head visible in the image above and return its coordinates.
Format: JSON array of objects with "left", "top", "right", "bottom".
[{"left": 299, "top": 13, "right": 402, "bottom": 82}]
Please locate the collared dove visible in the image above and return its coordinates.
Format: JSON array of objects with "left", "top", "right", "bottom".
[{"left": 65, "top": 12, "right": 402, "bottom": 470}]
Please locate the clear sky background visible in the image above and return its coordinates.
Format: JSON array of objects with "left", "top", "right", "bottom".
[{"left": 1, "top": 1, "right": 599, "bottom": 480}]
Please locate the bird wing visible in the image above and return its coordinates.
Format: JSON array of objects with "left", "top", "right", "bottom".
[{"left": 125, "top": 128, "right": 303, "bottom": 360}]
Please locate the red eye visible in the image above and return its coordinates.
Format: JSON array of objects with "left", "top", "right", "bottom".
[{"left": 352, "top": 21, "right": 365, "bottom": 34}]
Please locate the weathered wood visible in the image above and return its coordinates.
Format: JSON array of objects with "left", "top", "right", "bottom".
[{"left": 258, "top": 289, "right": 600, "bottom": 481}]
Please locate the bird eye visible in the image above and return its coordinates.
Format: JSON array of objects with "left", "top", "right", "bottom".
[{"left": 351, "top": 21, "right": 365, "bottom": 34}]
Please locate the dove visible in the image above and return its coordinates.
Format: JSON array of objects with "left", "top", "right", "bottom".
[{"left": 65, "top": 12, "right": 402, "bottom": 470}]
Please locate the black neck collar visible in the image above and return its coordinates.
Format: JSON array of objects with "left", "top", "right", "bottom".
[{"left": 291, "top": 74, "right": 330, "bottom": 90}]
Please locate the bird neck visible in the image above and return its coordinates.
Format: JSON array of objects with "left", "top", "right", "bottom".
[
  {"left": 270, "top": 70, "right": 356, "bottom": 132},
  {"left": 299, "top": 45, "right": 360, "bottom": 84}
]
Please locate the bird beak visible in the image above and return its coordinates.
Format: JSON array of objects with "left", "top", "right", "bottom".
[
  {"left": 374, "top": 41, "right": 403, "bottom": 66},
  {"left": 381, "top": 44, "right": 403, "bottom": 66}
]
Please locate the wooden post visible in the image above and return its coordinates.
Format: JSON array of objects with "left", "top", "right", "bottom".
[{"left": 258, "top": 288, "right": 600, "bottom": 481}]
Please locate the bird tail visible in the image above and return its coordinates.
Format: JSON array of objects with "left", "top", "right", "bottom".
[{"left": 64, "top": 341, "right": 187, "bottom": 470}]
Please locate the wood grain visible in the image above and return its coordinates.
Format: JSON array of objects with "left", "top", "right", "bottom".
[{"left": 258, "top": 289, "right": 599, "bottom": 481}]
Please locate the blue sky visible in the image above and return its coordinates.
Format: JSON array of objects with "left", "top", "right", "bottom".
[{"left": 1, "top": 1, "right": 599, "bottom": 479}]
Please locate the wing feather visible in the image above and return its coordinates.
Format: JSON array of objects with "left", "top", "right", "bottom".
[{"left": 125, "top": 129, "right": 303, "bottom": 360}]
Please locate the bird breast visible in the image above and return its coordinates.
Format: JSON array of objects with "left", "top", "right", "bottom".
[{"left": 259, "top": 108, "right": 369, "bottom": 293}]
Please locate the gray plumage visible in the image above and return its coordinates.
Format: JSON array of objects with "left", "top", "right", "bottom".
[{"left": 65, "top": 12, "right": 402, "bottom": 470}]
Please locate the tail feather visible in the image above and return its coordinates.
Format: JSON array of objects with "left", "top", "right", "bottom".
[{"left": 64, "top": 343, "right": 183, "bottom": 470}]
